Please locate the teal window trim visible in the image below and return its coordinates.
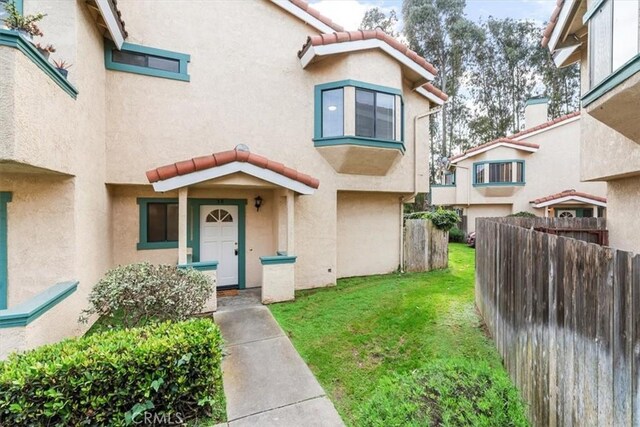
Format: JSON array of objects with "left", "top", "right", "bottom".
[
  {"left": 0, "top": 281, "right": 78, "bottom": 328},
  {"left": 314, "top": 79, "right": 404, "bottom": 142},
  {"left": 137, "top": 198, "right": 179, "bottom": 250},
  {"left": 0, "top": 29, "right": 78, "bottom": 99},
  {"left": 260, "top": 255, "right": 297, "bottom": 265},
  {"left": 188, "top": 199, "right": 247, "bottom": 289},
  {"left": 582, "top": 53, "right": 640, "bottom": 106},
  {"left": 0, "top": 192, "right": 11, "bottom": 310},
  {"left": 583, "top": 0, "right": 608, "bottom": 24},
  {"left": 104, "top": 40, "right": 190, "bottom": 82},
  {"left": 313, "top": 136, "right": 405, "bottom": 153},
  {"left": 472, "top": 160, "right": 525, "bottom": 187}
]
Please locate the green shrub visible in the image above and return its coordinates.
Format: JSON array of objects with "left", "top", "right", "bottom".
[
  {"left": 448, "top": 227, "right": 465, "bottom": 243},
  {"left": 507, "top": 211, "right": 536, "bottom": 218},
  {"left": 81, "top": 263, "right": 214, "bottom": 328},
  {"left": 356, "top": 358, "right": 528, "bottom": 427},
  {"left": 406, "top": 208, "right": 461, "bottom": 232},
  {"left": 0, "top": 319, "right": 225, "bottom": 426}
]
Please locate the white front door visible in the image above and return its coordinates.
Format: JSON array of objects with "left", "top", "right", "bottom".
[{"left": 200, "top": 205, "right": 239, "bottom": 287}]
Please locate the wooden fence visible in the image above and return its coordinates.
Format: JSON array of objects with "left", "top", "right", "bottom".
[
  {"left": 475, "top": 217, "right": 639, "bottom": 426},
  {"left": 404, "top": 219, "right": 448, "bottom": 272}
]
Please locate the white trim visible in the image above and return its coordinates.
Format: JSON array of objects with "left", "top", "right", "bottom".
[
  {"left": 301, "top": 40, "right": 437, "bottom": 81},
  {"left": 414, "top": 86, "right": 446, "bottom": 106},
  {"left": 532, "top": 195, "right": 607, "bottom": 208},
  {"left": 548, "top": 0, "right": 578, "bottom": 52},
  {"left": 552, "top": 44, "right": 581, "bottom": 68},
  {"left": 511, "top": 115, "right": 580, "bottom": 141},
  {"left": 151, "top": 162, "right": 316, "bottom": 195},
  {"left": 451, "top": 142, "right": 538, "bottom": 163},
  {"left": 269, "top": 0, "right": 336, "bottom": 34},
  {"left": 95, "top": 0, "right": 125, "bottom": 49}
]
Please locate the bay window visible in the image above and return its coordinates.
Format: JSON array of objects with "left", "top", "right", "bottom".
[{"left": 474, "top": 161, "right": 525, "bottom": 186}]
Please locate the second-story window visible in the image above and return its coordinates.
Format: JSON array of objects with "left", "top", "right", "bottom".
[
  {"left": 474, "top": 161, "right": 524, "bottom": 185},
  {"left": 356, "top": 89, "right": 395, "bottom": 140},
  {"left": 588, "top": 0, "right": 639, "bottom": 88}
]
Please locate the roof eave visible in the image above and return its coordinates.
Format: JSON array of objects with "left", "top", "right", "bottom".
[
  {"left": 531, "top": 195, "right": 607, "bottom": 208},
  {"left": 94, "top": 0, "right": 126, "bottom": 48},
  {"left": 450, "top": 143, "right": 539, "bottom": 164},
  {"left": 151, "top": 161, "right": 317, "bottom": 195}
]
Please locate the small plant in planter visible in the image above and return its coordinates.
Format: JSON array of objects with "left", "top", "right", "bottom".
[
  {"left": 52, "top": 59, "right": 71, "bottom": 78},
  {"left": 3, "top": 1, "right": 46, "bottom": 42},
  {"left": 35, "top": 42, "right": 55, "bottom": 59}
]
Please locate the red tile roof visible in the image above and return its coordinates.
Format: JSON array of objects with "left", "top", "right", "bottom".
[
  {"left": 541, "top": 0, "right": 564, "bottom": 48},
  {"left": 146, "top": 148, "right": 320, "bottom": 189},
  {"left": 288, "top": 0, "right": 344, "bottom": 32},
  {"left": 511, "top": 111, "right": 580, "bottom": 139},
  {"left": 450, "top": 138, "right": 540, "bottom": 161},
  {"left": 450, "top": 111, "right": 579, "bottom": 161},
  {"left": 532, "top": 189, "right": 607, "bottom": 205},
  {"left": 298, "top": 29, "right": 448, "bottom": 101}
]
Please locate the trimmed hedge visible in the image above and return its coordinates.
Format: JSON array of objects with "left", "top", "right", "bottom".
[{"left": 0, "top": 319, "right": 225, "bottom": 426}]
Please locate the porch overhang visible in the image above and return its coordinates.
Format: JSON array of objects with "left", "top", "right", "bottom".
[
  {"left": 530, "top": 190, "right": 607, "bottom": 209},
  {"left": 146, "top": 147, "right": 319, "bottom": 195}
]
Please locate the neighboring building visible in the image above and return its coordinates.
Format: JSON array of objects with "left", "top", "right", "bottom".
[
  {"left": 431, "top": 98, "right": 607, "bottom": 234},
  {"left": 543, "top": 0, "right": 640, "bottom": 253},
  {"left": 0, "top": 0, "right": 446, "bottom": 356}
]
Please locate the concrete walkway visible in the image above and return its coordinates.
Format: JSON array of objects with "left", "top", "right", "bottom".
[{"left": 213, "top": 302, "right": 344, "bottom": 426}]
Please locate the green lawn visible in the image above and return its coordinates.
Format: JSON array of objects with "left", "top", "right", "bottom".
[{"left": 270, "top": 243, "right": 527, "bottom": 426}]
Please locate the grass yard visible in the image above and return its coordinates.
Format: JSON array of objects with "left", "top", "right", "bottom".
[{"left": 270, "top": 243, "right": 527, "bottom": 426}]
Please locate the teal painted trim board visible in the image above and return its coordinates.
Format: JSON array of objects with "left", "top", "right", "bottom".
[
  {"left": 0, "top": 29, "right": 78, "bottom": 98},
  {"left": 188, "top": 199, "right": 247, "bottom": 289},
  {"left": 136, "top": 198, "right": 179, "bottom": 250},
  {"left": 431, "top": 184, "right": 456, "bottom": 188},
  {"left": 472, "top": 159, "right": 525, "bottom": 186},
  {"left": 582, "top": 54, "right": 640, "bottom": 107},
  {"left": 104, "top": 39, "right": 190, "bottom": 82},
  {"left": 0, "top": 192, "right": 11, "bottom": 310},
  {"left": 314, "top": 79, "right": 404, "bottom": 140},
  {"left": 314, "top": 136, "right": 406, "bottom": 153},
  {"left": 525, "top": 97, "right": 549, "bottom": 106},
  {"left": 583, "top": 0, "right": 608, "bottom": 23},
  {"left": 178, "top": 261, "right": 218, "bottom": 271},
  {"left": 0, "top": 281, "right": 78, "bottom": 328},
  {"left": 260, "top": 255, "right": 297, "bottom": 265}
]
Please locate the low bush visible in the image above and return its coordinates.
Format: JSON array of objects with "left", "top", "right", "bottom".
[
  {"left": 448, "top": 227, "right": 465, "bottom": 243},
  {"left": 81, "top": 263, "right": 214, "bottom": 328},
  {"left": 355, "top": 358, "right": 528, "bottom": 427},
  {"left": 0, "top": 319, "right": 225, "bottom": 426},
  {"left": 507, "top": 211, "right": 536, "bottom": 218},
  {"left": 406, "top": 208, "right": 461, "bottom": 232}
]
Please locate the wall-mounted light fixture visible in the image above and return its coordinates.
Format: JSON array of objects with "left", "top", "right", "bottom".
[{"left": 254, "top": 196, "right": 263, "bottom": 212}]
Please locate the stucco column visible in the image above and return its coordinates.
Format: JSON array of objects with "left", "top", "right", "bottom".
[
  {"left": 178, "top": 187, "right": 188, "bottom": 265},
  {"left": 286, "top": 190, "right": 295, "bottom": 255},
  {"left": 593, "top": 205, "right": 598, "bottom": 218}
]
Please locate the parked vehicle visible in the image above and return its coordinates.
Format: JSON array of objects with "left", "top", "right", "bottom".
[{"left": 467, "top": 232, "right": 476, "bottom": 248}]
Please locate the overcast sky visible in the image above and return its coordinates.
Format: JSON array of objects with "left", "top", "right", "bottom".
[{"left": 310, "top": 0, "right": 555, "bottom": 31}]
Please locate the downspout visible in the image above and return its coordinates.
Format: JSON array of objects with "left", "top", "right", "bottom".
[{"left": 399, "top": 105, "right": 443, "bottom": 272}]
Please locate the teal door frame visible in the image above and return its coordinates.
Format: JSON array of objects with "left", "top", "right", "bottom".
[{"left": 188, "top": 199, "right": 247, "bottom": 289}]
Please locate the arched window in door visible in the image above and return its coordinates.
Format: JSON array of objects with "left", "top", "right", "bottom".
[{"left": 206, "top": 209, "right": 233, "bottom": 223}]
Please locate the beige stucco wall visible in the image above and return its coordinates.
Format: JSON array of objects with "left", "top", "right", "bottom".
[
  {"left": 103, "top": 0, "right": 432, "bottom": 289},
  {"left": 434, "top": 118, "right": 606, "bottom": 221},
  {"left": 467, "top": 205, "right": 513, "bottom": 234},
  {"left": 0, "top": 0, "right": 112, "bottom": 355},
  {"left": 604, "top": 176, "right": 640, "bottom": 253},
  {"left": 262, "top": 262, "right": 295, "bottom": 304},
  {"left": 336, "top": 192, "right": 401, "bottom": 278}
]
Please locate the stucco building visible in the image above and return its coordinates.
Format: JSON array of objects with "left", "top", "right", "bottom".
[
  {"left": 431, "top": 98, "right": 607, "bottom": 234},
  {"left": 0, "top": 0, "right": 446, "bottom": 356},
  {"left": 543, "top": 0, "right": 640, "bottom": 253}
]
